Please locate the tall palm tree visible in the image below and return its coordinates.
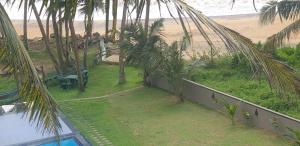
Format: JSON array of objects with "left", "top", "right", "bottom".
[
  {"left": 30, "top": 2, "right": 62, "bottom": 73},
  {"left": 118, "top": 0, "right": 129, "bottom": 84},
  {"left": 0, "top": 2, "right": 61, "bottom": 136},
  {"left": 67, "top": 0, "right": 85, "bottom": 91},
  {"left": 79, "top": 0, "right": 104, "bottom": 69},
  {"left": 260, "top": 0, "right": 300, "bottom": 51},
  {"left": 50, "top": 1, "right": 66, "bottom": 72}
]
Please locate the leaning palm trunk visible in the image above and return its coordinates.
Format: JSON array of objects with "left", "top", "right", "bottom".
[
  {"left": 0, "top": 3, "right": 61, "bottom": 136},
  {"left": 23, "top": 0, "right": 29, "bottom": 50},
  {"left": 69, "top": 18, "right": 85, "bottom": 92},
  {"left": 52, "top": 10, "right": 66, "bottom": 73},
  {"left": 32, "top": 3, "right": 61, "bottom": 73},
  {"left": 112, "top": 0, "right": 118, "bottom": 42}
]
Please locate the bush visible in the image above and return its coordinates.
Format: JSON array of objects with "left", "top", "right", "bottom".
[
  {"left": 261, "top": 98, "right": 298, "bottom": 112},
  {"left": 274, "top": 45, "right": 300, "bottom": 67},
  {"left": 231, "top": 53, "right": 252, "bottom": 73}
]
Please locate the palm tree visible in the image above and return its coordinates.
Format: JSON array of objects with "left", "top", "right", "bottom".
[
  {"left": 123, "top": 19, "right": 166, "bottom": 85},
  {"left": 0, "top": 2, "right": 61, "bottom": 136},
  {"left": 30, "top": 1, "right": 62, "bottom": 73},
  {"left": 121, "top": 0, "right": 299, "bottom": 96},
  {"left": 67, "top": 0, "right": 85, "bottom": 91},
  {"left": 118, "top": 0, "right": 129, "bottom": 84},
  {"left": 260, "top": 0, "right": 300, "bottom": 52},
  {"left": 50, "top": 1, "right": 66, "bottom": 72},
  {"left": 79, "top": 0, "right": 104, "bottom": 69}
]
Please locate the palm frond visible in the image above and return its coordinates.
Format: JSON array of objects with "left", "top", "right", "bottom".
[
  {"left": 260, "top": 0, "right": 300, "bottom": 24},
  {"left": 169, "top": 0, "right": 300, "bottom": 96},
  {"left": 265, "top": 19, "right": 300, "bottom": 48},
  {"left": 0, "top": 3, "right": 61, "bottom": 136}
]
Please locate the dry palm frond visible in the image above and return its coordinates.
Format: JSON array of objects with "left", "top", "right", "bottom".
[
  {"left": 165, "top": 0, "right": 300, "bottom": 96},
  {"left": 0, "top": 3, "right": 61, "bottom": 136},
  {"left": 265, "top": 19, "right": 300, "bottom": 48}
]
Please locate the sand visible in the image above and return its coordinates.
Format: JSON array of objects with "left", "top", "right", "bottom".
[{"left": 11, "top": 14, "right": 298, "bottom": 55}]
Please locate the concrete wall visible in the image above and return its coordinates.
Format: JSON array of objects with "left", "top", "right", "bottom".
[{"left": 151, "top": 77, "right": 300, "bottom": 138}]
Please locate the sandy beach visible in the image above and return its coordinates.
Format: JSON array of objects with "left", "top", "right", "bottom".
[{"left": 11, "top": 14, "right": 297, "bottom": 55}]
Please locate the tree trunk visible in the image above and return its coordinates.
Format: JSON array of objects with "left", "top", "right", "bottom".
[
  {"left": 144, "top": 0, "right": 151, "bottom": 36},
  {"left": 32, "top": 4, "right": 60, "bottom": 73},
  {"left": 52, "top": 10, "right": 66, "bottom": 73},
  {"left": 112, "top": 0, "right": 118, "bottom": 42},
  {"left": 118, "top": 0, "right": 128, "bottom": 84},
  {"left": 23, "top": 0, "right": 28, "bottom": 50},
  {"left": 64, "top": 17, "right": 70, "bottom": 66},
  {"left": 46, "top": 14, "right": 51, "bottom": 40},
  {"left": 69, "top": 18, "right": 85, "bottom": 92},
  {"left": 105, "top": 0, "right": 110, "bottom": 41},
  {"left": 83, "top": 15, "right": 92, "bottom": 70}
]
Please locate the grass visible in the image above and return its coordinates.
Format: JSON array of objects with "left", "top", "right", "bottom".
[
  {"left": 189, "top": 57, "right": 300, "bottom": 119},
  {"left": 0, "top": 76, "right": 15, "bottom": 92},
  {"left": 50, "top": 64, "right": 290, "bottom": 146},
  {"left": 0, "top": 46, "right": 294, "bottom": 145}
]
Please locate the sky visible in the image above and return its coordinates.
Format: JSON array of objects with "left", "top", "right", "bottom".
[{"left": 2, "top": 0, "right": 270, "bottom": 20}]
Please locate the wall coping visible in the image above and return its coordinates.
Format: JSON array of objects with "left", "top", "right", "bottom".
[{"left": 183, "top": 78, "right": 300, "bottom": 124}]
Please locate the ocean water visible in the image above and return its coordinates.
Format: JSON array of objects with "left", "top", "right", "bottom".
[{"left": 3, "top": 0, "right": 270, "bottom": 20}]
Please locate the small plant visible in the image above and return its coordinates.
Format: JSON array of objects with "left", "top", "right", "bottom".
[
  {"left": 243, "top": 111, "right": 251, "bottom": 120},
  {"left": 287, "top": 127, "right": 300, "bottom": 146},
  {"left": 224, "top": 103, "right": 238, "bottom": 125},
  {"left": 243, "top": 111, "right": 253, "bottom": 127}
]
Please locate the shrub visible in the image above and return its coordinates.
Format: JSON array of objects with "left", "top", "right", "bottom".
[
  {"left": 231, "top": 53, "right": 252, "bottom": 73},
  {"left": 274, "top": 46, "right": 300, "bottom": 67},
  {"left": 224, "top": 102, "right": 238, "bottom": 125}
]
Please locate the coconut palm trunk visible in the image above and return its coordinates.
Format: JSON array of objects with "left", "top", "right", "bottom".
[
  {"left": 31, "top": 3, "right": 60, "bottom": 73},
  {"left": 69, "top": 18, "right": 85, "bottom": 92},
  {"left": 105, "top": 0, "right": 110, "bottom": 41},
  {"left": 118, "top": 0, "right": 129, "bottom": 84},
  {"left": 112, "top": 0, "right": 118, "bottom": 42},
  {"left": 46, "top": 13, "right": 51, "bottom": 40},
  {"left": 23, "top": 0, "right": 29, "bottom": 50},
  {"left": 52, "top": 10, "right": 66, "bottom": 72},
  {"left": 144, "top": 0, "right": 151, "bottom": 36}
]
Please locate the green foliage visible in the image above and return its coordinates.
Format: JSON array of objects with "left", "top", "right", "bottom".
[
  {"left": 160, "top": 37, "right": 188, "bottom": 102},
  {"left": 192, "top": 56, "right": 300, "bottom": 119},
  {"left": 122, "top": 19, "right": 166, "bottom": 85},
  {"left": 0, "top": 76, "right": 16, "bottom": 92},
  {"left": 231, "top": 53, "right": 252, "bottom": 73},
  {"left": 224, "top": 102, "right": 238, "bottom": 125},
  {"left": 274, "top": 45, "right": 300, "bottom": 68}
]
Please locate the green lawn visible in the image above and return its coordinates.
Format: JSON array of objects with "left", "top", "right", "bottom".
[
  {"left": 51, "top": 64, "right": 291, "bottom": 146},
  {"left": 0, "top": 76, "right": 15, "bottom": 92},
  {"left": 190, "top": 58, "right": 300, "bottom": 119}
]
